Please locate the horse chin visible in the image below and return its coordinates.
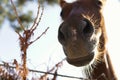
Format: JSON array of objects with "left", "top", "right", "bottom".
[{"left": 66, "top": 52, "right": 95, "bottom": 67}]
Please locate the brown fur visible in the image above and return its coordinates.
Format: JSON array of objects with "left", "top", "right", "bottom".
[{"left": 58, "top": 0, "right": 117, "bottom": 80}]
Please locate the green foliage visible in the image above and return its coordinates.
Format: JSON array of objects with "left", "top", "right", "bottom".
[
  {"left": 44, "top": 0, "right": 58, "bottom": 4},
  {"left": 0, "top": 0, "right": 58, "bottom": 31}
]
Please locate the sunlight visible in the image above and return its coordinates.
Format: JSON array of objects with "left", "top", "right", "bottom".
[
  {"left": 64, "top": 0, "right": 77, "bottom": 2},
  {"left": 103, "top": 0, "right": 120, "bottom": 79},
  {"left": 0, "top": 0, "right": 120, "bottom": 79}
]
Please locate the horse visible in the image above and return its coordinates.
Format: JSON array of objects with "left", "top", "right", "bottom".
[{"left": 58, "top": 0, "right": 117, "bottom": 80}]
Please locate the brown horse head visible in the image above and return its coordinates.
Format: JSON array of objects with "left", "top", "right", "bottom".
[{"left": 58, "top": 0, "right": 107, "bottom": 67}]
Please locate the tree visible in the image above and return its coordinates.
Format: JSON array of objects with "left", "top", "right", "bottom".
[
  {"left": 0, "top": 0, "right": 58, "bottom": 31},
  {"left": 0, "top": 0, "right": 60, "bottom": 80}
]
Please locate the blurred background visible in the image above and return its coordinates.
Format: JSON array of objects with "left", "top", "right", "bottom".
[{"left": 0, "top": 0, "right": 120, "bottom": 79}]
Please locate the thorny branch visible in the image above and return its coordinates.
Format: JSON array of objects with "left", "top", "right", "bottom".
[{"left": 10, "top": 0, "right": 49, "bottom": 80}]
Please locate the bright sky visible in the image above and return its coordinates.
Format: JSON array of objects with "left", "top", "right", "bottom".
[
  {"left": 103, "top": 0, "right": 120, "bottom": 79},
  {"left": 0, "top": 0, "right": 120, "bottom": 80}
]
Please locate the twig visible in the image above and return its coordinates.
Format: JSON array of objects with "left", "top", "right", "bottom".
[
  {"left": 10, "top": 0, "right": 25, "bottom": 31},
  {"left": 48, "top": 58, "right": 65, "bottom": 73},
  {"left": 29, "top": 27, "right": 49, "bottom": 45},
  {"left": 40, "top": 58, "right": 65, "bottom": 79},
  {"left": 30, "top": 1, "right": 44, "bottom": 31},
  {"left": 0, "top": 63, "right": 88, "bottom": 80}
]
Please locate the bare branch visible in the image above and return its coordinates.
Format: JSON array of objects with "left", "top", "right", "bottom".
[
  {"left": 15, "top": 30, "right": 22, "bottom": 38},
  {"left": 40, "top": 58, "right": 66, "bottom": 79},
  {"left": 30, "top": 1, "right": 44, "bottom": 31},
  {"left": 29, "top": 27, "right": 49, "bottom": 45},
  {"left": 10, "top": 0, "right": 25, "bottom": 31},
  {"left": 0, "top": 61, "right": 88, "bottom": 80}
]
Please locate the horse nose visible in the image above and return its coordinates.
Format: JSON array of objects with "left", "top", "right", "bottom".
[{"left": 58, "top": 19, "right": 94, "bottom": 44}]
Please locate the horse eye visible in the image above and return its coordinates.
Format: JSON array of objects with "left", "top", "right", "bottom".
[{"left": 60, "top": 4, "right": 73, "bottom": 19}]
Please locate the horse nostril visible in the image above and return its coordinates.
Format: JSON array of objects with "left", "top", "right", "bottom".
[
  {"left": 58, "top": 27, "right": 66, "bottom": 44},
  {"left": 83, "top": 19, "right": 94, "bottom": 36}
]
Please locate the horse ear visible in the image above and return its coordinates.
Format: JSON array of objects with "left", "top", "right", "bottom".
[
  {"left": 96, "top": 0, "right": 106, "bottom": 8},
  {"left": 99, "top": 0, "right": 107, "bottom": 4},
  {"left": 59, "top": 0, "right": 68, "bottom": 8}
]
